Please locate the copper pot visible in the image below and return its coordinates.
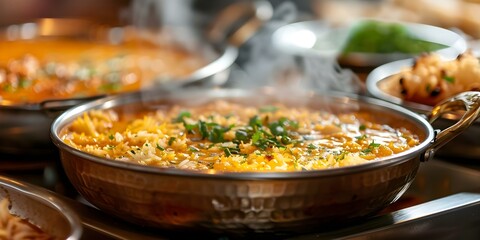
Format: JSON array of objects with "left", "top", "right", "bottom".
[{"left": 50, "top": 88, "right": 480, "bottom": 233}]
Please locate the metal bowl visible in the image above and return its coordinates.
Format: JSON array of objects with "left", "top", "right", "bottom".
[
  {"left": 271, "top": 19, "right": 467, "bottom": 67},
  {"left": 50, "top": 88, "right": 480, "bottom": 233},
  {"left": 366, "top": 58, "right": 480, "bottom": 159},
  {"left": 366, "top": 58, "right": 433, "bottom": 112},
  {"left": 0, "top": 175, "right": 82, "bottom": 239},
  {"left": 0, "top": 19, "right": 238, "bottom": 155}
]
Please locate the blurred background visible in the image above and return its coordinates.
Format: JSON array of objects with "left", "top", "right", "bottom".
[
  {"left": 1, "top": 0, "right": 479, "bottom": 37},
  {"left": 1, "top": 0, "right": 477, "bottom": 81}
]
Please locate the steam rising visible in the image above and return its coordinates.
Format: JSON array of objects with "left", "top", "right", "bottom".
[
  {"left": 228, "top": 2, "right": 362, "bottom": 101},
  {"left": 127, "top": 0, "right": 362, "bottom": 106},
  {"left": 128, "top": 0, "right": 199, "bottom": 50}
]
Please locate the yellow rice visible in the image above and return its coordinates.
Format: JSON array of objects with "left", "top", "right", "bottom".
[{"left": 61, "top": 100, "right": 420, "bottom": 172}]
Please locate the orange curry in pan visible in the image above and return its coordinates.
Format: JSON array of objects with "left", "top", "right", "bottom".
[{"left": 0, "top": 39, "right": 205, "bottom": 105}]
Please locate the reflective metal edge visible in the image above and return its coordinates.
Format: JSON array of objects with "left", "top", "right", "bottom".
[
  {"left": 55, "top": 190, "right": 480, "bottom": 239},
  {"left": 292, "top": 192, "right": 480, "bottom": 239}
]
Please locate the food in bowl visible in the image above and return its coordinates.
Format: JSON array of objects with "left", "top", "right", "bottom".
[
  {"left": 0, "top": 198, "right": 53, "bottom": 239},
  {"left": 341, "top": 20, "right": 446, "bottom": 55},
  {"left": 378, "top": 52, "right": 480, "bottom": 106},
  {"left": 60, "top": 100, "right": 420, "bottom": 172},
  {"left": 0, "top": 38, "right": 205, "bottom": 105},
  {"left": 272, "top": 19, "right": 466, "bottom": 68}
]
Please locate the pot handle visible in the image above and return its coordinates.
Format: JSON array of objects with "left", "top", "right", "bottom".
[
  {"left": 40, "top": 95, "right": 106, "bottom": 117},
  {"left": 422, "top": 91, "right": 480, "bottom": 161}
]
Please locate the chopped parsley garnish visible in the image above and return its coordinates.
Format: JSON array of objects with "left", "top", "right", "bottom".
[
  {"left": 359, "top": 124, "right": 366, "bottom": 131},
  {"left": 223, "top": 146, "right": 243, "bottom": 157},
  {"left": 176, "top": 113, "right": 301, "bottom": 156},
  {"left": 248, "top": 115, "right": 263, "bottom": 130},
  {"left": 361, "top": 141, "right": 381, "bottom": 154},
  {"left": 355, "top": 134, "right": 367, "bottom": 140},
  {"left": 18, "top": 77, "right": 31, "bottom": 88},
  {"left": 307, "top": 143, "right": 317, "bottom": 149},
  {"left": 168, "top": 137, "right": 176, "bottom": 146},
  {"left": 443, "top": 76, "right": 455, "bottom": 83},
  {"left": 189, "top": 146, "right": 200, "bottom": 152},
  {"left": 100, "top": 82, "right": 121, "bottom": 92},
  {"left": 335, "top": 151, "right": 348, "bottom": 161},
  {"left": 108, "top": 134, "right": 114, "bottom": 140},
  {"left": 224, "top": 148, "right": 232, "bottom": 157},
  {"left": 199, "top": 121, "right": 234, "bottom": 143},
  {"left": 235, "top": 129, "right": 249, "bottom": 142},
  {"left": 174, "top": 111, "right": 191, "bottom": 123},
  {"left": 259, "top": 105, "right": 279, "bottom": 113},
  {"left": 156, "top": 144, "right": 165, "bottom": 151}
]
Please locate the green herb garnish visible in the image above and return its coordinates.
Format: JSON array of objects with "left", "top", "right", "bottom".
[
  {"left": 235, "top": 129, "right": 249, "bottom": 142},
  {"left": 189, "top": 146, "right": 200, "bottom": 152},
  {"left": 259, "top": 106, "right": 279, "bottom": 113},
  {"left": 18, "top": 77, "right": 31, "bottom": 88},
  {"left": 248, "top": 115, "right": 263, "bottom": 130},
  {"left": 335, "top": 151, "right": 348, "bottom": 161},
  {"left": 168, "top": 137, "right": 176, "bottom": 146},
  {"left": 178, "top": 113, "right": 301, "bottom": 156},
  {"left": 174, "top": 111, "right": 191, "bottom": 123},
  {"left": 355, "top": 134, "right": 367, "bottom": 141},
  {"left": 361, "top": 141, "right": 381, "bottom": 154},
  {"left": 224, "top": 148, "right": 232, "bottom": 157},
  {"left": 156, "top": 144, "right": 165, "bottom": 151},
  {"left": 99, "top": 82, "right": 121, "bottom": 92},
  {"left": 443, "top": 76, "right": 455, "bottom": 83}
]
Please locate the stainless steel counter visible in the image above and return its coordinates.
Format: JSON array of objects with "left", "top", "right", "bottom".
[{"left": 21, "top": 158, "right": 478, "bottom": 239}]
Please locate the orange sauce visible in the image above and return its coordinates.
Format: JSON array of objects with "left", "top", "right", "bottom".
[{"left": 0, "top": 39, "right": 205, "bottom": 105}]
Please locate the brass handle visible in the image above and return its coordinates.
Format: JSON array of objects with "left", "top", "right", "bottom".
[
  {"left": 423, "top": 91, "right": 480, "bottom": 161},
  {"left": 40, "top": 95, "right": 106, "bottom": 117}
]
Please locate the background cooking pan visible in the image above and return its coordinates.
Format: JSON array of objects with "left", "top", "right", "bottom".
[{"left": 0, "top": 18, "right": 237, "bottom": 155}]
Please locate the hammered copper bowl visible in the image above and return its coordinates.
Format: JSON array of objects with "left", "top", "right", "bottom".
[
  {"left": 0, "top": 175, "right": 82, "bottom": 239},
  {"left": 50, "top": 89, "right": 480, "bottom": 233},
  {"left": 0, "top": 18, "right": 237, "bottom": 155}
]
